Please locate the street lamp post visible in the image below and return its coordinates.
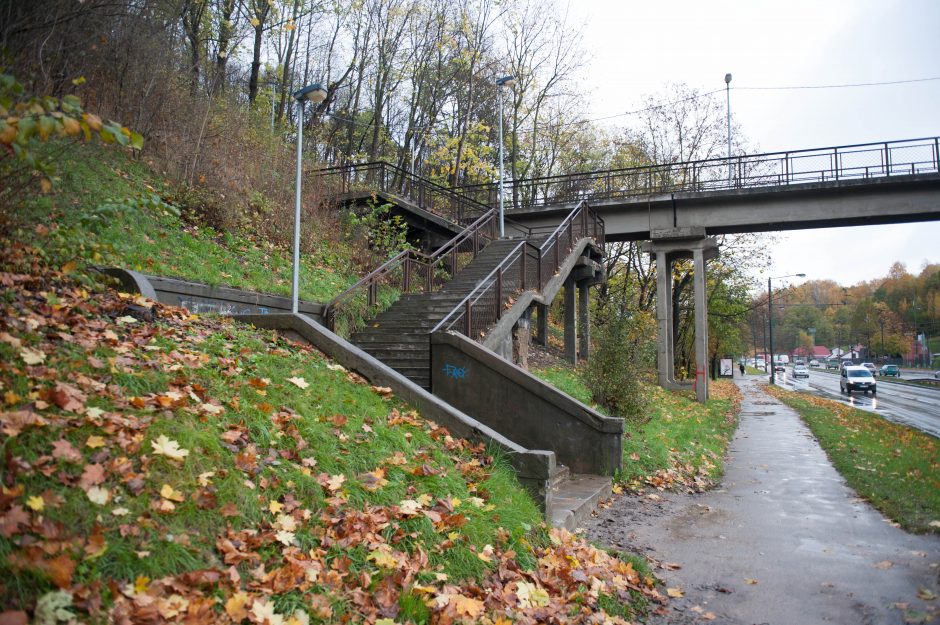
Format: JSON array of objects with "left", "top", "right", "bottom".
[
  {"left": 496, "top": 75, "right": 516, "bottom": 238},
  {"left": 291, "top": 83, "right": 328, "bottom": 314},
  {"left": 725, "top": 73, "right": 732, "bottom": 186},
  {"left": 768, "top": 273, "right": 806, "bottom": 385}
]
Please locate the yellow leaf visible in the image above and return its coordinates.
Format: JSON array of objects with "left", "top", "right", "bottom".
[
  {"left": 744, "top": 578, "right": 759, "bottom": 585},
  {"left": 369, "top": 545, "right": 400, "bottom": 569},
  {"left": 86, "top": 435, "right": 106, "bottom": 449},
  {"left": 275, "top": 530, "right": 295, "bottom": 545},
  {"left": 249, "top": 17, "right": 260, "bottom": 27},
  {"left": 160, "top": 484, "right": 185, "bottom": 502},
  {"left": 452, "top": 594, "right": 484, "bottom": 617},
  {"left": 26, "top": 495, "right": 44, "bottom": 511},
  {"left": 287, "top": 376, "right": 309, "bottom": 389},
  {"left": 477, "top": 544, "right": 494, "bottom": 563},
  {"left": 269, "top": 500, "right": 284, "bottom": 514},
  {"left": 134, "top": 575, "right": 150, "bottom": 594},
  {"left": 667, "top": 587, "right": 684, "bottom": 598},
  {"left": 516, "top": 581, "right": 549, "bottom": 608},
  {"left": 225, "top": 592, "right": 250, "bottom": 621}
]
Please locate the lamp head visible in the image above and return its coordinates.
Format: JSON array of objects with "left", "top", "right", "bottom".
[
  {"left": 725, "top": 73, "right": 732, "bottom": 84},
  {"left": 496, "top": 75, "right": 516, "bottom": 88},
  {"left": 293, "top": 83, "right": 328, "bottom": 104}
]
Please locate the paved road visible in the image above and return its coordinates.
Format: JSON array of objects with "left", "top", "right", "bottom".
[
  {"left": 585, "top": 377, "right": 940, "bottom": 625},
  {"left": 774, "top": 368, "right": 940, "bottom": 439}
]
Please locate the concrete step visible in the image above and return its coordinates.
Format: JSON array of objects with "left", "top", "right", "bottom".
[{"left": 549, "top": 474, "right": 612, "bottom": 530}]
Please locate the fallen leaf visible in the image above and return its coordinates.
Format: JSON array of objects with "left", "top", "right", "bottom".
[
  {"left": 151, "top": 434, "right": 190, "bottom": 460},
  {"left": 86, "top": 486, "right": 110, "bottom": 505},
  {"left": 225, "top": 592, "right": 250, "bottom": 621},
  {"left": 51, "top": 439, "right": 83, "bottom": 463},
  {"left": 85, "top": 435, "right": 106, "bottom": 449},
  {"left": 667, "top": 587, "right": 684, "bottom": 598},
  {"left": 917, "top": 588, "right": 936, "bottom": 601},
  {"left": 452, "top": 594, "right": 484, "bottom": 617},
  {"left": 661, "top": 562, "right": 682, "bottom": 571},
  {"left": 160, "top": 484, "right": 185, "bottom": 502},
  {"left": 874, "top": 560, "right": 893, "bottom": 570},
  {"left": 25, "top": 496, "right": 44, "bottom": 512},
  {"left": 19, "top": 347, "right": 45, "bottom": 365},
  {"left": 516, "top": 581, "right": 550, "bottom": 608},
  {"left": 744, "top": 578, "right": 759, "bottom": 585},
  {"left": 287, "top": 377, "right": 309, "bottom": 389}
]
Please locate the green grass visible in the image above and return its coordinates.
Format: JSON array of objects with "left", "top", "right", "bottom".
[
  {"left": 532, "top": 364, "right": 742, "bottom": 491},
  {"left": 765, "top": 386, "right": 940, "bottom": 534},
  {"left": 8, "top": 141, "right": 358, "bottom": 303}
]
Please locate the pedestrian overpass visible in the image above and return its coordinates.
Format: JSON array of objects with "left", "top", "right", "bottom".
[{"left": 461, "top": 136, "right": 940, "bottom": 239}]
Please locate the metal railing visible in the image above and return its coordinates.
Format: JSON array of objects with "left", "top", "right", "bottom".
[
  {"left": 315, "top": 160, "right": 492, "bottom": 225},
  {"left": 431, "top": 200, "right": 604, "bottom": 340},
  {"left": 455, "top": 136, "right": 940, "bottom": 210},
  {"left": 323, "top": 209, "right": 499, "bottom": 336}
]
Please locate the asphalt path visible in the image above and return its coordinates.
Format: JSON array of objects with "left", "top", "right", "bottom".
[{"left": 773, "top": 367, "right": 940, "bottom": 439}]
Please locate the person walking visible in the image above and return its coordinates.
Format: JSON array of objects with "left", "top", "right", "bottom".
[{"left": 739, "top": 361, "right": 746, "bottom": 377}]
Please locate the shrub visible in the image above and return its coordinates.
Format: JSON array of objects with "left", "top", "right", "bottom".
[{"left": 584, "top": 310, "right": 656, "bottom": 422}]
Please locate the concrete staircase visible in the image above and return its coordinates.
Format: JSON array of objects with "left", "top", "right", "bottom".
[{"left": 350, "top": 239, "right": 521, "bottom": 389}]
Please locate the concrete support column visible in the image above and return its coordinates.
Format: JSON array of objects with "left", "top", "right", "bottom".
[
  {"left": 654, "top": 251, "right": 673, "bottom": 389},
  {"left": 534, "top": 303, "right": 548, "bottom": 347},
  {"left": 564, "top": 277, "right": 577, "bottom": 364},
  {"left": 578, "top": 281, "right": 591, "bottom": 360},
  {"left": 693, "top": 248, "right": 709, "bottom": 403}
]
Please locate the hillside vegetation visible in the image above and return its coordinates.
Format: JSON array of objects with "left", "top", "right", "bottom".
[{"left": 0, "top": 242, "right": 664, "bottom": 623}]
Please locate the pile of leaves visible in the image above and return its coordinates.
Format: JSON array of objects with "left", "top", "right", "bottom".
[{"left": 0, "top": 241, "right": 664, "bottom": 623}]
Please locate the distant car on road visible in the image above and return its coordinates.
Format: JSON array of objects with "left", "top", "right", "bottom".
[
  {"left": 879, "top": 364, "right": 900, "bottom": 377},
  {"left": 793, "top": 364, "right": 809, "bottom": 378},
  {"left": 826, "top": 359, "right": 841, "bottom": 370},
  {"left": 774, "top": 363, "right": 786, "bottom": 373},
  {"left": 861, "top": 362, "right": 876, "bottom": 374},
  {"left": 840, "top": 366, "right": 877, "bottom": 395},
  {"left": 809, "top": 359, "right": 820, "bottom": 367},
  {"left": 935, "top": 370, "right": 940, "bottom": 379}
]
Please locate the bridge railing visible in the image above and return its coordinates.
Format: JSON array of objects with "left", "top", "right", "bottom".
[
  {"left": 315, "top": 161, "right": 492, "bottom": 224},
  {"left": 323, "top": 209, "right": 499, "bottom": 336},
  {"left": 431, "top": 200, "right": 604, "bottom": 341},
  {"left": 455, "top": 136, "right": 940, "bottom": 210}
]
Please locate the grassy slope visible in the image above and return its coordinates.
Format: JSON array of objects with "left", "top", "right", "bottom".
[
  {"left": 9, "top": 142, "right": 356, "bottom": 303},
  {"left": 533, "top": 366, "right": 741, "bottom": 492},
  {"left": 0, "top": 246, "right": 665, "bottom": 622},
  {"left": 764, "top": 386, "right": 940, "bottom": 534}
]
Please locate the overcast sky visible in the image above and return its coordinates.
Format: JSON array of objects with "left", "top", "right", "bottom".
[{"left": 567, "top": 0, "right": 940, "bottom": 287}]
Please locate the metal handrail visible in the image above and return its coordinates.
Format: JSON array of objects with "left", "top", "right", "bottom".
[
  {"left": 323, "top": 208, "right": 499, "bottom": 334},
  {"left": 453, "top": 135, "right": 940, "bottom": 209},
  {"left": 431, "top": 200, "right": 604, "bottom": 338},
  {"left": 315, "top": 160, "right": 493, "bottom": 224}
]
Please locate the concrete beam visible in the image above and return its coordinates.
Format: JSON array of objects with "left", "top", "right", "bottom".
[
  {"left": 578, "top": 282, "right": 590, "bottom": 360},
  {"left": 564, "top": 277, "right": 577, "bottom": 364},
  {"left": 505, "top": 173, "right": 940, "bottom": 241}
]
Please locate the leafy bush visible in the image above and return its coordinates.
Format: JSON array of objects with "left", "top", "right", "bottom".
[
  {"left": 584, "top": 310, "right": 656, "bottom": 422},
  {"left": 0, "top": 73, "right": 142, "bottom": 196},
  {"left": 344, "top": 197, "right": 412, "bottom": 263}
]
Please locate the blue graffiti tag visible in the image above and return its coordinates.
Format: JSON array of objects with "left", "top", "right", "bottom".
[{"left": 442, "top": 363, "right": 467, "bottom": 380}]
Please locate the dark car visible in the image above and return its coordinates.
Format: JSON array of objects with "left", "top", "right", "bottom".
[
  {"left": 840, "top": 366, "right": 877, "bottom": 395},
  {"left": 774, "top": 363, "right": 786, "bottom": 373},
  {"left": 879, "top": 365, "right": 900, "bottom": 377}
]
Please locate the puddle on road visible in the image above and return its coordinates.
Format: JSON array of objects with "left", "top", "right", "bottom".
[{"left": 741, "top": 411, "right": 776, "bottom": 417}]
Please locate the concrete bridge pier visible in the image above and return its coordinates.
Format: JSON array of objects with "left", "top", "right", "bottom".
[{"left": 642, "top": 232, "right": 718, "bottom": 403}]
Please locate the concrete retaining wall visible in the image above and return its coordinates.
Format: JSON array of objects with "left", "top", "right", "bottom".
[
  {"left": 231, "top": 313, "right": 555, "bottom": 510},
  {"left": 431, "top": 331, "right": 623, "bottom": 476},
  {"left": 100, "top": 268, "right": 324, "bottom": 321}
]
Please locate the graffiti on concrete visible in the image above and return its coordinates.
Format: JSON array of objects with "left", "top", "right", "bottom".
[
  {"left": 178, "top": 297, "right": 271, "bottom": 316},
  {"left": 442, "top": 363, "right": 467, "bottom": 380}
]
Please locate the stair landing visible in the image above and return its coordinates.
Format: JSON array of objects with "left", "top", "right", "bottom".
[{"left": 550, "top": 473, "right": 612, "bottom": 530}]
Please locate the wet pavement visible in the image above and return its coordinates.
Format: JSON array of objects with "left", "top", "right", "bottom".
[{"left": 584, "top": 376, "right": 940, "bottom": 625}]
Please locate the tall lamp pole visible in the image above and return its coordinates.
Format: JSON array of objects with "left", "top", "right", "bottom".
[
  {"left": 496, "top": 75, "right": 516, "bottom": 238},
  {"left": 291, "top": 83, "right": 328, "bottom": 314},
  {"left": 725, "top": 73, "right": 732, "bottom": 185},
  {"left": 768, "top": 273, "right": 806, "bottom": 385}
]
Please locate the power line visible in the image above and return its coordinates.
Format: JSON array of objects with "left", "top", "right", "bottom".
[{"left": 734, "top": 75, "right": 940, "bottom": 91}]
